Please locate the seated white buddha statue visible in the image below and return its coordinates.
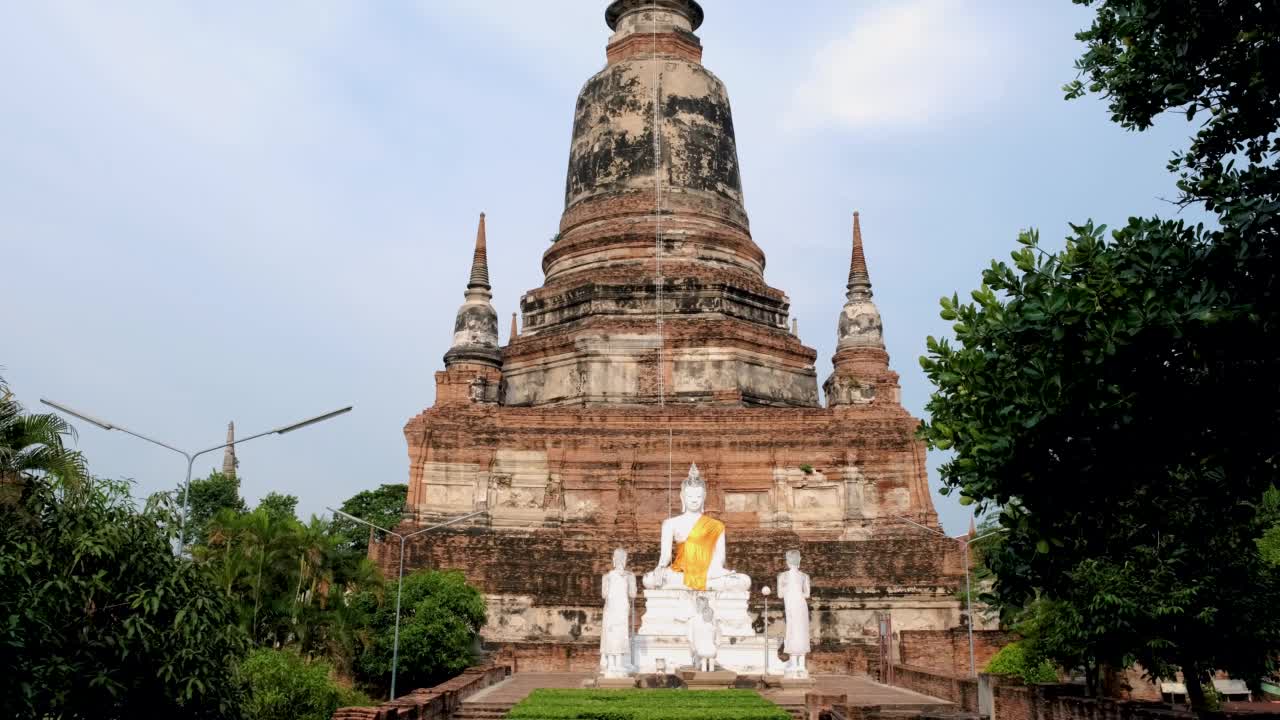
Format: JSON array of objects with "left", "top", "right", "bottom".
[{"left": 643, "top": 465, "right": 751, "bottom": 592}]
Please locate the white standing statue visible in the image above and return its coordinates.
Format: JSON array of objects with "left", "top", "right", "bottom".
[
  {"left": 778, "top": 549, "right": 812, "bottom": 677},
  {"left": 687, "top": 596, "right": 721, "bottom": 672},
  {"left": 600, "top": 548, "right": 637, "bottom": 676},
  {"left": 643, "top": 464, "right": 751, "bottom": 592}
]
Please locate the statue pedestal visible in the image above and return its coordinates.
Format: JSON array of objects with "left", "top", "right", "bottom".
[
  {"left": 594, "top": 676, "right": 639, "bottom": 689},
  {"left": 680, "top": 669, "right": 738, "bottom": 689},
  {"left": 633, "top": 588, "right": 784, "bottom": 675},
  {"left": 638, "top": 588, "right": 755, "bottom": 637}
]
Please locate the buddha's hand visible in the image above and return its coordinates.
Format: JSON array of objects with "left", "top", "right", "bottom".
[{"left": 642, "top": 567, "right": 667, "bottom": 589}]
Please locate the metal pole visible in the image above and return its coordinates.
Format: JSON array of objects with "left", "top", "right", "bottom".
[
  {"left": 392, "top": 535, "right": 406, "bottom": 700},
  {"left": 763, "top": 593, "right": 769, "bottom": 675},
  {"left": 41, "top": 399, "right": 350, "bottom": 556},
  {"left": 964, "top": 540, "right": 976, "bottom": 676},
  {"left": 178, "top": 454, "right": 195, "bottom": 556}
]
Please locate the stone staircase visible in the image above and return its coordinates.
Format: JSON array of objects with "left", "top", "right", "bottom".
[
  {"left": 776, "top": 700, "right": 806, "bottom": 719},
  {"left": 452, "top": 700, "right": 518, "bottom": 720}
]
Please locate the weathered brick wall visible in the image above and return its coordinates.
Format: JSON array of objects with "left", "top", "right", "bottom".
[
  {"left": 892, "top": 664, "right": 979, "bottom": 711},
  {"left": 991, "top": 682, "right": 1280, "bottom": 720},
  {"left": 380, "top": 530, "right": 961, "bottom": 608},
  {"left": 331, "top": 665, "right": 509, "bottom": 720},
  {"left": 899, "top": 628, "right": 1015, "bottom": 675},
  {"left": 808, "top": 643, "right": 878, "bottom": 677},
  {"left": 993, "top": 684, "right": 1033, "bottom": 720},
  {"left": 371, "top": 525, "right": 962, "bottom": 650},
  {"left": 486, "top": 642, "right": 600, "bottom": 673}
]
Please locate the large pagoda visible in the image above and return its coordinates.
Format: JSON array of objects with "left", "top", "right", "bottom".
[{"left": 377, "top": 0, "right": 964, "bottom": 673}]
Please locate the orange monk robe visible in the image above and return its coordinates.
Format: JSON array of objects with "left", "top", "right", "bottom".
[{"left": 670, "top": 514, "right": 725, "bottom": 591}]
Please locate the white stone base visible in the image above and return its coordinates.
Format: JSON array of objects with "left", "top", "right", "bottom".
[
  {"left": 637, "top": 588, "right": 755, "bottom": 638},
  {"left": 634, "top": 587, "right": 784, "bottom": 674},
  {"left": 633, "top": 634, "right": 784, "bottom": 675}
]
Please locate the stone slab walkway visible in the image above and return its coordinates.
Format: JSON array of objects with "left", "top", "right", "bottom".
[
  {"left": 761, "top": 674, "right": 952, "bottom": 708},
  {"left": 463, "top": 672, "right": 593, "bottom": 705}
]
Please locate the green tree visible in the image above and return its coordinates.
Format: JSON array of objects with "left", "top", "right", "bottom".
[
  {"left": 986, "top": 641, "right": 1058, "bottom": 685},
  {"left": 257, "top": 491, "right": 299, "bottom": 523},
  {"left": 330, "top": 483, "right": 407, "bottom": 555},
  {"left": 179, "top": 470, "right": 247, "bottom": 546},
  {"left": 919, "top": 2, "right": 1280, "bottom": 708},
  {"left": 1259, "top": 488, "right": 1280, "bottom": 568},
  {"left": 0, "top": 376, "right": 87, "bottom": 496},
  {"left": 0, "top": 474, "right": 247, "bottom": 719},
  {"left": 240, "top": 648, "right": 372, "bottom": 720},
  {"left": 198, "top": 508, "right": 383, "bottom": 676},
  {"left": 356, "top": 570, "right": 485, "bottom": 694}
]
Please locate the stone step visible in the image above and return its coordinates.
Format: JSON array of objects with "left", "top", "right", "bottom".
[{"left": 453, "top": 708, "right": 514, "bottom": 720}]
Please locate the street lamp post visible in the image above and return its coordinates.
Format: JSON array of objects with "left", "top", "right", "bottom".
[
  {"left": 41, "top": 398, "right": 351, "bottom": 556},
  {"left": 328, "top": 507, "right": 485, "bottom": 701},
  {"left": 890, "top": 515, "right": 1003, "bottom": 677}
]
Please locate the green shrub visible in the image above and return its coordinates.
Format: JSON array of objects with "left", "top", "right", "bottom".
[
  {"left": 356, "top": 569, "right": 486, "bottom": 693},
  {"left": 985, "top": 642, "right": 1057, "bottom": 684},
  {"left": 508, "top": 689, "right": 789, "bottom": 720},
  {"left": 1, "top": 475, "right": 247, "bottom": 719},
  {"left": 241, "top": 649, "right": 373, "bottom": 720}
]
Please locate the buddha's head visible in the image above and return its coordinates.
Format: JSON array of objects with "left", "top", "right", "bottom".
[
  {"left": 681, "top": 464, "right": 707, "bottom": 513},
  {"left": 786, "top": 549, "right": 801, "bottom": 570},
  {"left": 612, "top": 547, "right": 627, "bottom": 570}
]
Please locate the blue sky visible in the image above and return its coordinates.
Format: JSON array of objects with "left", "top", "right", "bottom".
[{"left": 1, "top": 1, "right": 1203, "bottom": 535}]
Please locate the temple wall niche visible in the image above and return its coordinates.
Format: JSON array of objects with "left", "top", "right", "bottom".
[{"left": 421, "top": 461, "right": 480, "bottom": 511}]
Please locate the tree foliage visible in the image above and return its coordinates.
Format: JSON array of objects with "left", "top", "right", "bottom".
[
  {"left": 986, "top": 641, "right": 1058, "bottom": 685},
  {"left": 178, "top": 470, "right": 247, "bottom": 547},
  {"left": 240, "top": 648, "right": 372, "bottom": 720},
  {"left": 1259, "top": 488, "right": 1280, "bottom": 567},
  {"left": 0, "top": 475, "right": 247, "bottom": 719},
  {"left": 0, "top": 376, "right": 87, "bottom": 492},
  {"left": 198, "top": 507, "right": 383, "bottom": 676},
  {"left": 330, "top": 483, "right": 407, "bottom": 556},
  {"left": 919, "top": 0, "right": 1280, "bottom": 707},
  {"left": 356, "top": 570, "right": 485, "bottom": 694},
  {"left": 257, "top": 491, "right": 299, "bottom": 523}
]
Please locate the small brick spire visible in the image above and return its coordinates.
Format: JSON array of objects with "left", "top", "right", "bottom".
[
  {"left": 968, "top": 515, "right": 978, "bottom": 539},
  {"left": 510, "top": 312, "right": 519, "bottom": 341},
  {"left": 847, "top": 211, "right": 873, "bottom": 299},
  {"left": 468, "top": 212, "right": 490, "bottom": 290},
  {"left": 222, "top": 421, "right": 236, "bottom": 480},
  {"left": 444, "top": 212, "right": 501, "bottom": 369}
]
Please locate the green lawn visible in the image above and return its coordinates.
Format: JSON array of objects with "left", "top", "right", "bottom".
[{"left": 506, "top": 688, "right": 790, "bottom": 720}]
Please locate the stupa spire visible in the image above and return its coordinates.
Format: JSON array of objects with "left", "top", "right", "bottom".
[
  {"left": 222, "top": 422, "right": 237, "bottom": 480},
  {"left": 510, "top": 312, "right": 519, "bottom": 341},
  {"left": 469, "top": 213, "right": 490, "bottom": 290},
  {"left": 847, "top": 211, "right": 872, "bottom": 300},
  {"left": 444, "top": 214, "right": 501, "bottom": 369},
  {"left": 833, "top": 211, "right": 884, "bottom": 351}
]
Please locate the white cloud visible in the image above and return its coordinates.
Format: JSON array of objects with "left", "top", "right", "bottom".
[{"left": 786, "top": 0, "right": 1011, "bottom": 131}]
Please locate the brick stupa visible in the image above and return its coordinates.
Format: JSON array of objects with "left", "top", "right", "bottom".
[{"left": 377, "top": 0, "right": 964, "bottom": 673}]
